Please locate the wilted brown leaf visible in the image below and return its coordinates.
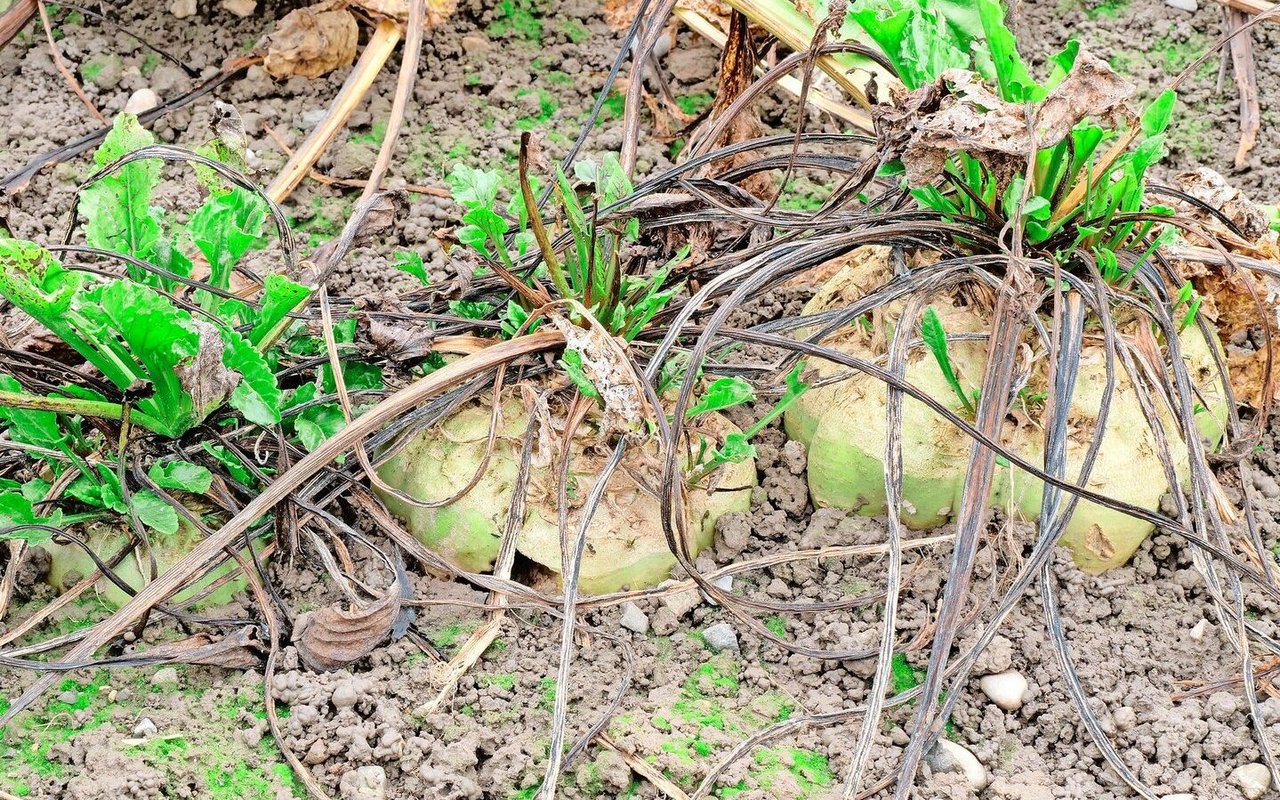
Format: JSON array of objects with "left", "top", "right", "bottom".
[
  {"left": 1229, "top": 345, "right": 1280, "bottom": 411},
  {"left": 293, "top": 588, "right": 402, "bottom": 671},
  {"left": 359, "top": 314, "right": 436, "bottom": 363},
  {"left": 878, "top": 50, "right": 1133, "bottom": 188},
  {"left": 264, "top": 1, "right": 359, "bottom": 80},
  {"left": 352, "top": 0, "right": 458, "bottom": 27},
  {"left": 137, "top": 627, "right": 263, "bottom": 669}
]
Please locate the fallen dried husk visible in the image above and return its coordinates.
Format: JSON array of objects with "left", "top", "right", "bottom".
[
  {"left": 376, "top": 393, "right": 756, "bottom": 594},
  {"left": 785, "top": 246, "right": 1229, "bottom": 573}
]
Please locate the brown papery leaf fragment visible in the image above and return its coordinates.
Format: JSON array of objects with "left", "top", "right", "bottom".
[
  {"left": 352, "top": 0, "right": 458, "bottom": 27},
  {"left": 293, "top": 588, "right": 402, "bottom": 671},
  {"left": 264, "top": 1, "right": 359, "bottom": 80},
  {"left": 877, "top": 50, "right": 1133, "bottom": 188},
  {"left": 135, "top": 627, "right": 263, "bottom": 669}
]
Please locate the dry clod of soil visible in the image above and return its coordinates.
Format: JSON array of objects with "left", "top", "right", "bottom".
[
  {"left": 148, "top": 667, "right": 179, "bottom": 689},
  {"left": 169, "top": 0, "right": 196, "bottom": 18},
  {"left": 340, "top": 765, "right": 388, "bottom": 799}
]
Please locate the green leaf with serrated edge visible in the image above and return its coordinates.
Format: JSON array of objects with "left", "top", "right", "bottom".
[
  {"left": 68, "top": 464, "right": 126, "bottom": 514},
  {"left": 976, "top": 0, "right": 1036, "bottom": 101},
  {"left": 501, "top": 300, "right": 536, "bottom": 338},
  {"left": 459, "top": 207, "right": 509, "bottom": 261},
  {"left": 446, "top": 164, "right": 502, "bottom": 210},
  {"left": 248, "top": 273, "right": 311, "bottom": 348},
  {"left": 321, "top": 359, "right": 383, "bottom": 394},
  {"left": 80, "top": 114, "right": 162, "bottom": 276},
  {"left": 201, "top": 442, "right": 258, "bottom": 487},
  {"left": 78, "top": 279, "right": 202, "bottom": 435},
  {"left": 131, "top": 490, "right": 179, "bottom": 535},
  {"left": 448, "top": 299, "right": 497, "bottom": 320},
  {"left": 713, "top": 432, "right": 756, "bottom": 464},
  {"left": 1142, "top": 90, "right": 1177, "bottom": 137},
  {"left": 189, "top": 186, "right": 268, "bottom": 292},
  {"left": 391, "top": 250, "right": 429, "bottom": 284},
  {"left": 559, "top": 349, "right": 599, "bottom": 398},
  {"left": 0, "top": 491, "right": 50, "bottom": 543},
  {"left": 0, "top": 240, "right": 123, "bottom": 384},
  {"left": 148, "top": 460, "right": 213, "bottom": 494},
  {"left": 0, "top": 375, "right": 64, "bottom": 450},
  {"left": 295, "top": 402, "right": 346, "bottom": 452},
  {"left": 223, "top": 328, "right": 281, "bottom": 427},
  {"left": 686, "top": 377, "right": 755, "bottom": 418},
  {"left": 921, "top": 307, "right": 974, "bottom": 415}
]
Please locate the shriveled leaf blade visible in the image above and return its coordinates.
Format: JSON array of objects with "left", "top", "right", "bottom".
[{"left": 293, "top": 589, "right": 402, "bottom": 671}]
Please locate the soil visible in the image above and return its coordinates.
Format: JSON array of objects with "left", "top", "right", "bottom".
[{"left": 2, "top": 1, "right": 1280, "bottom": 799}]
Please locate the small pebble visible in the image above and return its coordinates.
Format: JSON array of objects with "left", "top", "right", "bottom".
[
  {"left": 1233, "top": 763, "right": 1272, "bottom": 800},
  {"left": 124, "top": 88, "right": 159, "bottom": 115},
  {"left": 132, "top": 717, "right": 158, "bottom": 738},
  {"left": 619, "top": 602, "right": 649, "bottom": 635},
  {"left": 1189, "top": 618, "right": 1210, "bottom": 641},
  {"left": 56, "top": 691, "right": 77, "bottom": 706},
  {"left": 1165, "top": 795, "right": 1196, "bottom": 800},
  {"left": 978, "top": 671, "right": 1028, "bottom": 711},
  {"left": 1207, "top": 691, "right": 1240, "bottom": 722},
  {"left": 220, "top": 0, "right": 255, "bottom": 16},
  {"left": 702, "top": 574, "right": 733, "bottom": 606},
  {"left": 702, "top": 622, "right": 740, "bottom": 654},
  {"left": 1164, "top": 0, "right": 1197, "bottom": 10},
  {"left": 925, "top": 740, "right": 989, "bottom": 791},
  {"left": 169, "top": 0, "right": 196, "bottom": 18},
  {"left": 332, "top": 680, "right": 358, "bottom": 710},
  {"left": 150, "top": 667, "right": 179, "bottom": 688}
]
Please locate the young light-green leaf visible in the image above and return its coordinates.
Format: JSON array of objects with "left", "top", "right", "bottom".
[
  {"left": 921, "top": 307, "right": 975, "bottom": 416},
  {"left": 188, "top": 186, "right": 267, "bottom": 291},
  {"left": 686, "top": 376, "right": 755, "bottom": 418},
  {"left": 131, "top": 490, "right": 180, "bottom": 535},
  {"left": 80, "top": 114, "right": 162, "bottom": 273},
  {"left": 148, "top": 460, "right": 213, "bottom": 494}
]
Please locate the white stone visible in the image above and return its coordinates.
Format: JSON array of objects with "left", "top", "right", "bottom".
[
  {"left": 1189, "top": 618, "right": 1210, "bottom": 641},
  {"left": 619, "top": 602, "right": 649, "bottom": 635},
  {"left": 926, "top": 740, "right": 989, "bottom": 791},
  {"left": 702, "top": 574, "right": 733, "bottom": 606},
  {"left": 123, "top": 89, "right": 159, "bottom": 116},
  {"left": 702, "top": 622, "right": 740, "bottom": 654},
  {"left": 1164, "top": 795, "right": 1196, "bottom": 800},
  {"left": 978, "top": 671, "right": 1028, "bottom": 711},
  {"left": 132, "top": 717, "right": 158, "bottom": 737},
  {"left": 1165, "top": 0, "right": 1198, "bottom": 10},
  {"left": 169, "top": 0, "right": 196, "bottom": 18},
  {"left": 220, "top": 0, "right": 256, "bottom": 17},
  {"left": 1232, "top": 763, "right": 1272, "bottom": 799}
]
